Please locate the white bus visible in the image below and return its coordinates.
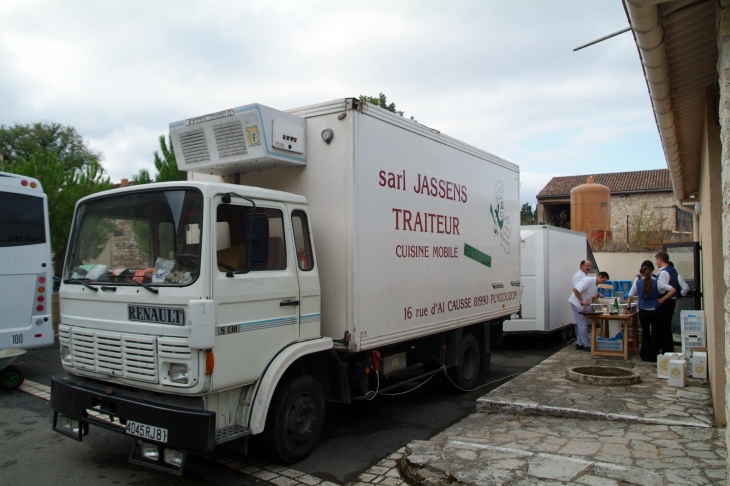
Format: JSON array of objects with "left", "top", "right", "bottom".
[{"left": 0, "top": 171, "right": 54, "bottom": 350}]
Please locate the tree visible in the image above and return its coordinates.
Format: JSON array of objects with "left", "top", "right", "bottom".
[
  {"left": 521, "top": 202, "right": 538, "bottom": 225},
  {"left": 132, "top": 168, "right": 153, "bottom": 185},
  {"left": 6, "top": 153, "right": 112, "bottom": 274},
  {"left": 359, "top": 93, "right": 416, "bottom": 122},
  {"left": 0, "top": 122, "right": 102, "bottom": 172},
  {"left": 153, "top": 135, "right": 186, "bottom": 182}
]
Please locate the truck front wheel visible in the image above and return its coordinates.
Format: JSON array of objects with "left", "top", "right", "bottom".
[
  {"left": 259, "top": 375, "right": 325, "bottom": 464},
  {"left": 448, "top": 333, "right": 480, "bottom": 390}
]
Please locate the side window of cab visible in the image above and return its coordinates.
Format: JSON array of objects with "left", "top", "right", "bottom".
[
  {"left": 216, "top": 204, "right": 287, "bottom": 272},
  {"left": 291, "top": 210, "right": 314, "bottom": 271}
]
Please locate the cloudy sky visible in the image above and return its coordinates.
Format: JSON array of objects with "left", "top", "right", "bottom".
[{"left": 0, "top": 1, "right": 665, "bottom": 207}]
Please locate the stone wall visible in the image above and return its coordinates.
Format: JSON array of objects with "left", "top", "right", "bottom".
[
  {"left": 609, "top": 191, "right": 680, "bottom": 237},
  {"left": 717, "top": 0, "right": 730, "bottom": 479}
]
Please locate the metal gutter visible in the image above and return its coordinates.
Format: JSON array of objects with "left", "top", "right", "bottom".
[{"left": 623, "top": 0, "right": 685, "bottom": 202}]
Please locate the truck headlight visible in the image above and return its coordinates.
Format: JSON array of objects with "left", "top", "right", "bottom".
[
  {"left": 59, "top": 415, "right": 80, "bottom": 434},
  {"left": 61, "top": 346, "right": 71, "bottom": 363},
  {"left": 164, "top": 448, "right": 185, "bottom": 467},
  {"left": 168, "top": 364, "right": 189, "bottom": 384},
  {"left": 141, "top": 442, "right": 160, "bottom": 461}
]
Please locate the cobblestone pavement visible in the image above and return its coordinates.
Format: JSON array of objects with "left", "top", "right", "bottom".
[
  {"left": 400, "top": 346, "right": 728, "bottom": 485},
  {"left": 477, "top": 348, "right": 714, "bottom": 428}
]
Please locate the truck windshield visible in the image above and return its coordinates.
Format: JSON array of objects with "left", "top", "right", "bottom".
[{"left": 63, "top": 189, "right": 203, "bottom": 287}]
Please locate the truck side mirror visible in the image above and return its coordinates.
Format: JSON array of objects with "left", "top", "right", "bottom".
[{"left": 245, "top": 213, "right": 269, "bottom": 265}]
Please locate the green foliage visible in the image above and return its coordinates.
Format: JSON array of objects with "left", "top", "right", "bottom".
[
  {"left": 153, "top": 135, "right": 186, "bottom": 182},
  {"left": 520, "top": 203, "right": 538, "bottom": 225},
  {"left": 359, "top": 93, "right": 417, "bottom": 121},
  {"left": 5, "top": 153, "right": 112, "bottom": 274},
  {"left": 0, "top": 122, "right": 101, "bottom": 172},
  {"left": 132, "top": 168, "right": 153, "bottom": 185}
]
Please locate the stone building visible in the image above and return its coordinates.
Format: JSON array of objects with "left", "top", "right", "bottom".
[{"left": 536, "top": 169, "right": 692, "bottom": 246}]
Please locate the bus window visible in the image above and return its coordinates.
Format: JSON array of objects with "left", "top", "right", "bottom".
[{"left": 0, "top": 192, "right": 46, "bottom": 247}]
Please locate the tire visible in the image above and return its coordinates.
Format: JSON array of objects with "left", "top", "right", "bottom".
[
  {"left": 0, "top": 365, "right": 24, "bottom": 391},
  {"left": 448, "top": 334, "right": 480, "bottom": 390},
  {"left": 259, "top": 375, "right": 325, "bottom": 464}
]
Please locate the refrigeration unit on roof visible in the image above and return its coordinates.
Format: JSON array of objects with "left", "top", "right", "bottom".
[{"left": 169, "top": 103, "right": 307, "bottom": 176}]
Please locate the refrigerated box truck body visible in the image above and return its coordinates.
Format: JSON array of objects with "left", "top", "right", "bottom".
[
  {"left": 51, "top": 98, "right": 520, "bottom": 472},
  {"left": 506, "top": 225, "right": 587, "bottom": 337}
]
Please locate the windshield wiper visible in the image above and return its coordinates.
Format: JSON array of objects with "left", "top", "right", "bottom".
[
  {"left": 115, "top": 275, "right": 159, "bottom": 294},
  {"left": 67, "top": 278, "right": 99, "bottom": 292}
]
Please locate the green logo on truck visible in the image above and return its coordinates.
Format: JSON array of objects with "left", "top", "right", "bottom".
[{"left": 464, "top": 243, "right": 491, "bottom": 268}]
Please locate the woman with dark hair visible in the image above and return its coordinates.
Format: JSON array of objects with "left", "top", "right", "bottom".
[{"left": 625, "top": 260, "right": 676, "bottom": 361}]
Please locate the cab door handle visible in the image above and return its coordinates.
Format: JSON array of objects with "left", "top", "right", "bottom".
[{"left": 280, "top": 300, "right": 300, "bottom": 307}]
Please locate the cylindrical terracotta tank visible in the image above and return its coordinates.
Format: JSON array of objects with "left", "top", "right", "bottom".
[{"left": 571, "top": 176, "right": 611, "bottom": 245}]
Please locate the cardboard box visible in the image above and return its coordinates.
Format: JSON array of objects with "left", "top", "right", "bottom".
[
  {"left": 657, "top": 352, "right": 683, "bottom": 379},
  {"left": 692, "top": 347, "right": 707, "bottom": 379},
  {"left": 668, "top": 359, "right": 687, "bottom": 387}
]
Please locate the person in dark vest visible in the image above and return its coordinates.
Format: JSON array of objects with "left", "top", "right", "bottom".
[
  {"left": 625, "top": 260, "right": 676, "bottom": 361},
  {"left": 654, "top": 251, "right": 682, "bottom": 353}
]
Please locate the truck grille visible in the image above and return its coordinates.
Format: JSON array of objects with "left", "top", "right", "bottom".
[{"left": 60, "top": 326, "right": 190, "bottom": 384}]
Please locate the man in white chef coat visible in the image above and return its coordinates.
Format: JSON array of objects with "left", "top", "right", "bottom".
[
  {"left": 569, "top": 271, "right": 610, "bottom": 351},
  {"left": 572, "top": 260, "right": 593, "bottom": 288}
]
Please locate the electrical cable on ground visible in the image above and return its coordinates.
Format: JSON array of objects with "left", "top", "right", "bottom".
[
  {"left": 364, "top": 370, "right": 380, "bottom": 400},
  {"left": 380, "top": 366, "right": 446, "bottom": 396},
  {"left": 365, "top": 366, "right": 524, "bottom": 398},
  {"left": 441, "top": 370, "right": 523, "bottom": 393}
]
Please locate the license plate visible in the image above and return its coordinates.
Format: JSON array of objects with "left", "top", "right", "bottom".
[{"left": 125, "top": 420, "right": 168, "bottom": 443}]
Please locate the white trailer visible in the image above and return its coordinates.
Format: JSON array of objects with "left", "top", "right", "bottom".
[
  {"left": 51, "top": 98, "right": 520, "bottom": 472},
  {"left": 506, "top": 225, "right": 588, "bottom": 338}
]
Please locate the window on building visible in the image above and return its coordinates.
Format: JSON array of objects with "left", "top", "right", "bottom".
[{"left": 675, "top": 206, "right": 693, "bottom": 233}]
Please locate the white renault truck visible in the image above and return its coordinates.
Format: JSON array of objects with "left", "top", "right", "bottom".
[{"left": 51, "top": 98, "right": 520, "bottom": 474}]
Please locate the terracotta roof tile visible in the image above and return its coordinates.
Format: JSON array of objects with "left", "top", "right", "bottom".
[{"left": 536, "top": 169, "right": 671, "bottom": 198}]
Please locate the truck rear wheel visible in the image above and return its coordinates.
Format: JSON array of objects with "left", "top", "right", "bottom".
[
  {"left": 259, "top": 375, "right": 325, "bottom": 464},
  {"left": 448, "top": 333, "right": 480, "bottom": 390}
]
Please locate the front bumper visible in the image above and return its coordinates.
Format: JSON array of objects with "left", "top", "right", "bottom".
[{"left": 51, "top": 375, "right": 216, "bottom": 452}]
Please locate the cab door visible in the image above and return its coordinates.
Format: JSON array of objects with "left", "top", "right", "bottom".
[
  {"left": 289, "top": 207, "right": 321, "bottom": 340},
  {"left": 211, "top": 197, "right": 300, "bottom": 390}
]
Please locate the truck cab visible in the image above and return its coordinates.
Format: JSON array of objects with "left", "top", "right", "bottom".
[{"left": 53, "top": 181, "right": 338, "bottom": 472}]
